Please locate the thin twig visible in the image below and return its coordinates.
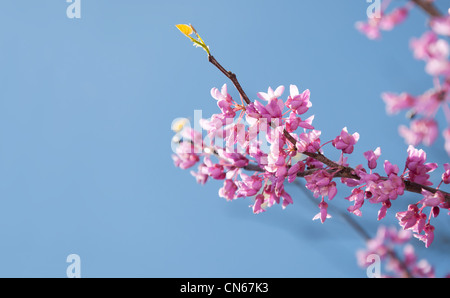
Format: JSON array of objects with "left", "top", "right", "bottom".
[
  {"left": 208, "top": 55, "right": 251, "bottom": 105},
  {"left": 411, "top": 0, "right": 442, "bottom": 17},
  {"left": 244, "top": 161, "right": 450, "bottom": 203},
  {"left": 292, "top": 180, "right": 414, "bottom": 278},
  {"left": 205, "top": 53, "right": 450, "bottom": 204}
]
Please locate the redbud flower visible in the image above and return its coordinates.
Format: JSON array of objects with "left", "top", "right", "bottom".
[
  {"left": 414, "top": 224, "right": 435, "bottom": 248},
  {"left": 252, "top": 194, "right": 266, "bottom": 214},
  {"left": 285, "top": 85, "right": 312, "bottom": 115},
  {"left": 398, "top": 118, "right": 439, "bottom": 147},
  {"left": 345, "top": 188, "right": 365, "bottom": 217},
  {"left": 378, "top": 7, "right": 409, "bottom": 31},
  {"left": 396, "top": 204, "right": 422, "bottom": 230},
  {"left": 419, "top": 189, "right": 445, "bottom": 207},
  {"left": 381, "top": 92, "right": 415, "bottom": 114},
  {"left": 442, "top": 163, "right": 450, "bottom": 184},
  {"left": 257, "top": 86, "right": 285, "bottom": 102},
  {"left": 287, "top": 161, "right": 305, "bottom": 183},
  {"left": 332, "top": 127, "right": 360, "bottom": 154},
  {"left": 313, "top": 200, "right": 331, "bottom": 223},
  {"left": 363, "top": 147, "right": 382, "bottom": 170},
  {"left": 190, "top": 164, "right": 208, "bottom": 185},
  {"left": 236, "top": 173, "right": 263, "bottom": 197},
  {"left": 305, "top": 170, "right": 337, "bottom": 200},
  {"left": 430, "top": 15, "right": 450, "bottom": 37},
  {"left": 444, "top": 128, "right": 450, "bottom": 155},
  {"left": 296, "top": 130, "right": 321, "bottom": 153},
  {"left": 211, "top": 84, "right": 236, "bottom": 117},
  {"left": 405, "top": 146, "right": 438, "bottom": 186},
  {"left": 219, "top": 179, "right": 238, "bottom": 201}
]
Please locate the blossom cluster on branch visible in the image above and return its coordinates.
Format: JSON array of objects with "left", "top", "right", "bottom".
[
  {"left": 356, "top": 0, "right": 450, "bottom": 155},
  {"left": 171, "top": 2, "right": 450, "bottom": 279},
  {"left": 357, "top": 225, "right": 449, "bottom": 277},
  {"left": 172, "top": 63, "right": 450, "bottom": 248}
]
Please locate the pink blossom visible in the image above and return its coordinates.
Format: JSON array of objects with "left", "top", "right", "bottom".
[
  {"left": 219, "top": 179, "right": 238, "bottom": 200},
  {"left": 381, "top": 92, "right": 415, "bottom": 114},
  {"left": 285, "top": 112, "right": 314, "bottom": 133},
  {"left": 419, "top": 189, "right": 445, "bottom": 207},
  {"left": 252, "top": 194, "right": 266, "bottom": 214},
  {"left": 355, "top": 20, "right": 381, "bottom": 40},
  {"left": 190, "top": 164, "right": 208, "bottom": 184},
  {"left": 430, "top": 15, "right": 450, "bottom": 36},
  {"left": 366, "top": 173, "right": 404, "bottom": 204},
  {"left": 296, "top": 130, "right": 321, "bottom": 153},
  {"left": 172, "top": 142, "right": 200, "bottom": 170},
  {"left": 313, "top": 200, "right": 331, "bottom": 223},
  {"left": 410, "top": 32, "right": 449, "bottom": 60},
  {"left": 396, "top": 204, "right": 422, "bottom": 230},
  {"left": 345, "top": 188, "right": 365, "bottom": 216},
  {"left": 414, "top": 224, "right": 435, "bottom": 248},
  {"left": 332, "top": 127, "right": 360, "bottom": 154},
  {"left": 398, "top": 118, "right": 439, "bottom": 147},
  {"left": 236, "top": 173, "right": 263, "bottom": 197},
  {"left": 378, "top": 201, "right": 391, "bottom": 221},
  {"left": 357, "top": 226, "right": 437, "bottom": 277},
  {"left": 200, "top": 114, "right": 226, "bottom": 141},
  {"left": 425, "top": 58, "right": 450, "bottom": 77},
  {"left": 285, "top": 85, "right": 312, "bottom": 115},
  {"left": 202, "top": 156, "right": 226, "bottom": 180},
  {"left": 356, "top": 6, "right": 409, "bottom": 40},
  {"left": 257, "top": 86, "right": 285, "bottom": 102},
  {"left": 219, "top": 151, "right": 249, "bottom": 168},
  {"left": 305, "top": 170, "right": 337, "bottom": 200},
  {"left": 442, "top": 163, "right": 450, "bottom": 184},
  {"left": 384, "top": 160, "right": 399, "bottom": 176},
  {"left": 281, "top": 190, "right": 293, "bottom": 209},
  {"left": 414, "top": 88, "right": 445, "bottom": 117},
  {"left": 409, "top": 31, "right": 450, "bottom": 76},
  {"left": 211, "top": 84, "right": 236, "bottom": 117},
  {"left": 405, "top": 145, "right": 438, "bottom": 186},
  {"left": 287, "top": 161, "right": 305, "bottom": 183},
  {"left": 444, "top": 128, "right": 450, "bottom": 155},
  {"left": 378, "top": 7, "right": 409, "bottom": 31},
  {"left": 172, "top": 153, "right": 199, "bottom": 170},
  {"left": 364, "top": 147, "right": 382, "bottom": 170},
  {"left": 252, "top": 98, "right": 284, "bottom": 120}
]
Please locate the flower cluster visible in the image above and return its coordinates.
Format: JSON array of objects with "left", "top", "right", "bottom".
[
  {"left": 356, "top": 225, "right": 449, "bottom": 277},
  {"left": 172, "top": 81, "right": 450, "bottom": 247},
  {"left": 357, "top": 1, "right": 450, "bottom": 155},
  {"left": 356, "top": 0, "right": 410, "bottom": 40}
]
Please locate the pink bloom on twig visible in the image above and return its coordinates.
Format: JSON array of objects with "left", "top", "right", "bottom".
[
  {"left": 364, "top": 147, "right": 382, "bottom": 170},
  {"left": 442, "top": 163, "right": 450, "bottom": 184},
  {"left": 332, "top": 127, "right": 360, "bottom": 154},
  {"left": 219, "top": 179, "right": 238, "bottom": 201},
  {"left": 430, "top": 15, "right": 450, "bottom": 37},
  {"left": 414, "top": 224, "right": 435, "bottom": 248},
  {"left": 313, "top": 200, "right": 331, "bottom": 223},
  {"left": 381, "top": 92, "right": 415, "bottom": 115},
  {"left": 285, "top": 85, "right": 312, "bottom": 115},
  {"left": 398, "top": 118, "right": 439, "bottom": 147}
]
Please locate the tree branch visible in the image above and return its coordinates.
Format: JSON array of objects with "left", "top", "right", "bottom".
[
  {"left": 206, "top": 53, "right": 450, "bottom": 204},
  {"left": 244, "top": 161, "right": 450, "bottom": 203},
  {"left": 292, "top": 180, "right": 414, "bottom": 278},
  {"left": 208, "top": 55, "right": 251, "bottom": 105},
  {"left": 411, "top": 0, "right": 442, "bottom": 17}
]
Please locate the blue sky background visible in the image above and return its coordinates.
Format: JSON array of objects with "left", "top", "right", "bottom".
[{"left": 0, "top": 0, "right": 449, "bottom": 277}]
